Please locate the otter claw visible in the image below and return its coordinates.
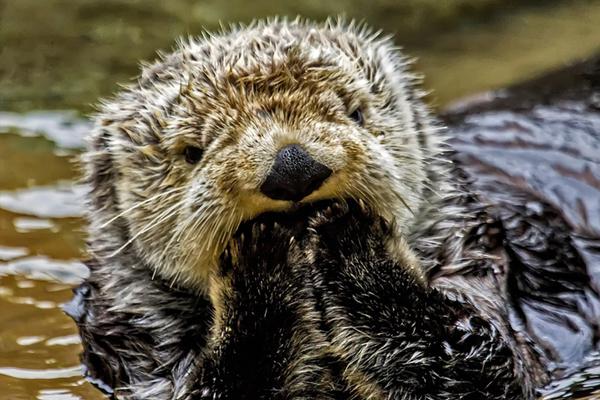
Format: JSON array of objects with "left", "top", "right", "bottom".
[
  {"left": 357, "top": 198, "right": 367, "bottom": 212},
  {"left": 332, "top": 201, "right": 346, "bottom": 213}
]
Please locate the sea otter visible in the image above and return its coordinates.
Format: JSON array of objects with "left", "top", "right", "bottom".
[{"left": 66, "top": 19, "right": 600, "bottom": 399}]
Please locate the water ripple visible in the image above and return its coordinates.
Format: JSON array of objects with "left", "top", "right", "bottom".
[
  {"left": 0, "top": 111, "right": 89, "bottom": 149},
  {"left": 0, "top": 184, "right": 86, "bottom": 219},
  {"left": 0, "top": 365, "right": 82, "bottom": 380},
  {"left": 0, "top": 246, "right": 29, "bottom": 261},
  {"left": 0, "top": 256, "right": 89, "bottom": 285}
]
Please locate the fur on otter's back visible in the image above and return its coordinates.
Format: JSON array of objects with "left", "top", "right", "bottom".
[{"left": 67, "top": 19, "right": 600, "bottom": 399}]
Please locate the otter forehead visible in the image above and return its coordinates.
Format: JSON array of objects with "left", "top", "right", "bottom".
[
  {"left": 171, "top": 21, "right": 392, "bottom": 87},
  {"left": 137, "top": 23, "right": 410, "bottom": 118},
  {"left": 88, "top": 19, "right": 438, "bottom": 290},
  {"left": 103, "top": 20, "right": 418, "bottom": 154}
]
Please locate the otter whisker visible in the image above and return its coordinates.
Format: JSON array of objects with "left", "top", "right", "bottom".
[
  {"left": 186, "top": 204, "right": 227, "bottom": 256},
  {"left": 177, "top": 204, "right": 237, "bottom": 281},
  {"left": 169, "top": 202, "right": 222, "bottom": 269},
  {"left": 158, "top": 192, "right": 217, "bottom": 263},
  {"left": 175, "top": 205, "right": 215, "bottom": 254},
  {"left": 108, "top": 198, "right": 184, "bottom": 258},
  {"left": 115, "top": 203, "right": 182, "bottom": 256},
  {"left": 352, "top": 180, "right": 380, "bottom": 210},
  {"left": 169, "top": 184, "right": 220, "bottom": 248},
  {"left": 158, "top": 206, "right": 199, "bottom": 263},
  {"left": 98, "top": 186, "right": 185, "bottom": 229}
]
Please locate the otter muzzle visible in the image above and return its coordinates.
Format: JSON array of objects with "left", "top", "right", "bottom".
[{"left": 260, "top": 144, "right": 332, "bottom": 202}]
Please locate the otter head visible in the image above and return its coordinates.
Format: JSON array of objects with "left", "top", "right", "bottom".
[{"left": 85, "top": 20, "right": 442, "bottom": 291}]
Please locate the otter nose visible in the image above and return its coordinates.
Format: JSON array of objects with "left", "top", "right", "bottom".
[{"left": 260, "top": 144, "right": 332, "bottom": 202}]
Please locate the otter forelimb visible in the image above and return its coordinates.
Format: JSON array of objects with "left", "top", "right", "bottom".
[{"left": 305, "top": 202, "right": 529, "bottom": 399}]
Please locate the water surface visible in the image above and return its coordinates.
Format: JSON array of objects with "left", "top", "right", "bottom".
[{"left": 0, "top": 112, "right": 102, "bottom": 399}]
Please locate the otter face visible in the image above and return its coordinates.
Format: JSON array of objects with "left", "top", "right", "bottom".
[{"left": 86, "top": 21, "right": 438, "bottom": 290}]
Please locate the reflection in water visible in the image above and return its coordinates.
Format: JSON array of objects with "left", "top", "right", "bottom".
[
  {"left": 0, "top": 246, "right": 28, "bottom": 261},
  {"left": 541, "top": 353, "right": 600, "bottom": 399},
  {"left": 16, "top": 336, "right": 47, "bottom": 346},
  {"left": 1, "top": 257, "right": 88, "bottom": 286},
  {"left": 0, "top": 112, "right": 89, "bottom": 150},
  {"left": 0, "top": 272, "right": 104, "bottom": 399},
  {"left": 0, "top": 185, "right": 85, "bottom": 219},
  {"left": 37, "top": 390, "right": 84, "bottom": 400},
  {"left": 46, "top": 335, "right": 81, "bottom": 347},
  {"left": 13, "top": 218, "right": 57, "bottom": 233},
  {"left": 0, "top": 366, "right": 83, "bottom": 380}
]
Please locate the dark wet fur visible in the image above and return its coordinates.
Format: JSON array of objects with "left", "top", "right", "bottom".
[
  {"left": 300, "top": 202, "right": 526, "bottom": 399},
  {"left": 191, "top": 207, "right": 352, "bottom": 399},
  {"left": 69, "top": 201, "right": 531, "bottom": 399},
  {"left": 184, "top": 201, "right": 528, "bottom": 399},
  {"left": 67, "top": 259, "right": 212, "bottom": 398},
  {"left": 443, "top": 53, "right": 600, "bottom": 376}
]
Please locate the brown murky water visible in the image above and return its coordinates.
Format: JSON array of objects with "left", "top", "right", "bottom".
[
  {"left": 0, "top": 1, "right": 599, "bottom": 399},
  {"left": 0, "top": 112, "right": 101, "bottom": 399}
]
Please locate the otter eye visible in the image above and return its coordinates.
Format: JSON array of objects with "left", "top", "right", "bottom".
[
  {"left": 349, "top": 108, "right": 364, "bottom": 126},
  {"left": 184, "top": 146, "right": 203, "bottom": 164}
]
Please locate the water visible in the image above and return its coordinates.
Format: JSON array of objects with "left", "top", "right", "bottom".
[
  {"left": 1, "top": 1, "right": 599, "bottom": 399},
  {"left": 0, "top": 112, "right": 102, "bottom": 399}
]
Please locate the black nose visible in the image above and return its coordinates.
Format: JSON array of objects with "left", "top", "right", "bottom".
[{"left": 260, "top": 144, "right": 332, "bottom": 202}]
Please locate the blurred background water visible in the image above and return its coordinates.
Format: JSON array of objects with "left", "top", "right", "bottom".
[{"left": 0, "top": 1, "right": 599, "bottom": 399}]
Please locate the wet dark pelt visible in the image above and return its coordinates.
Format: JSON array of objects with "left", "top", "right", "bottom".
[
  {"left": 180, "top": 200, "right": 527, "bottom": 399},
  {"left": 69, "top": 200, "right": 532, "bottom": 399},
  {"left": 67, "top": 259, "right": 211, "bottom": 398}
]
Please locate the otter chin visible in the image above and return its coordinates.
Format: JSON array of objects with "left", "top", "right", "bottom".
[{"left": 86, "top": 19, "right": 439, "bottom": 292}]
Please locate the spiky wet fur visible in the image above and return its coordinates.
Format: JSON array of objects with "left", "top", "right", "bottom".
[
  {"left": 71, "top": 18, "right": 546, "bottom": 399},
  {"left": 183, "top": 201, "right": 530, "bottom": 399},
  {"left": 84, "top": 18, "right": 441, "bottom": 292}
]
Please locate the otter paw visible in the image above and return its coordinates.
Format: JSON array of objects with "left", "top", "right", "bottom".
[
  {"left": 307, "top": 199, "right": 388, "bottom": 257},
  {"left": 219, "top": 214, "right": 302, "bottom": 275}
]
